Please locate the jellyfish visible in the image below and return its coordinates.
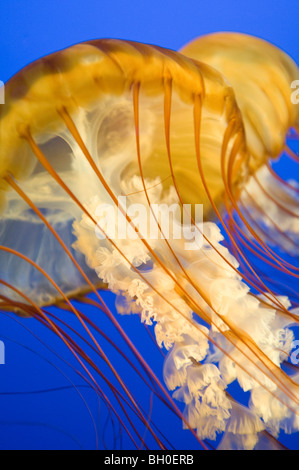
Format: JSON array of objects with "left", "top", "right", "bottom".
[{"left": 0, "top": 35, "right": 298, "bottom": 450}]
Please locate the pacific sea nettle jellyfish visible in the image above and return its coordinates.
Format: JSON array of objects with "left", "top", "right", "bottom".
[{"left": 0, "top": 35, "right": 298, "bottom": 450}]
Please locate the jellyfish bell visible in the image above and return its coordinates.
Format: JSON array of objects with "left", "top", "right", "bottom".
[
  {"left": 0, "top": 36, "right": 298, "bottom": 450},
  {"left": 0, "top": 38, "right": 248, "bottom": 307},
  {"left": 180, "top": 32, "right": 299, "bottom": 254}
]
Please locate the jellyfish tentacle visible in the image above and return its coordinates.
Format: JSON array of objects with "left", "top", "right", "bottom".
[
  {"left": 0, "top": 281, "right": 170, "bottom": 449},
  {"left": 285, "top": 145, "right": 299, "bottom": 163},
  {"left": 5, "top": 140, "right": 211, "bottom": 448},
  {"left": 266, "top": 161, "right": 299, "bottom": 196},
  {"left": 162, "top": 77, "right": 295, "bottom": 323},
  {"left": 181, "top": 32, "right": 299, "bottom": 268},
  {"left": 0, "top": 307, "right": 103, "bottom": 449}
]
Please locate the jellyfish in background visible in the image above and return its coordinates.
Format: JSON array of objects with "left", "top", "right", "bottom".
[{"left": 0, "top": 34, "right": 299, "bottom": 450}]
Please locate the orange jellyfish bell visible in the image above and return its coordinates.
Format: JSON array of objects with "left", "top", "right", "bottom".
[
  {"left": 0, "top": 36, "right": 299, "bottom": 450},
  {"left": 181, "top": 32, "right": 299, "bottom": 166}
]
